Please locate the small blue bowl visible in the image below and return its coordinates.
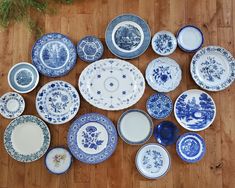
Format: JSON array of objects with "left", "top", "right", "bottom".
[{"left": 154, "top": 121, "right": 179, "bottom": 146}]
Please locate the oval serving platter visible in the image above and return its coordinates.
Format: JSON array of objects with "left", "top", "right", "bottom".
[{"left": 78, "top": 58, "right": 145, "bottom": 111}]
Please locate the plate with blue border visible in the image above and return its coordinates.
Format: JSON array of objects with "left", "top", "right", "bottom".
[
  {"left": 105, "top": 14, "right": 151, "bottom": 59},
  {"left": 32, "top": 33, "right": 77, "bottom": 77},
  {"left": 67, "top": 113, "right": 118, "bottom": 164},
  {"left": 176, "top": 132, "right": 206, "bottom": 163},
  {"left": 174, "top": 89, "right": 216, "bottom": 131}
]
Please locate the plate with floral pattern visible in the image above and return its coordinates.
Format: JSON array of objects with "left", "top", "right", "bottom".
[
  {"left": 105, "top": 14, "right": 151, "bottom": 59},
  {"left": 4, "top": 115, "right": 50, "bottom": 162},
  {"left": 190, "top": 46, "right": 235, "bottom": 91},
  {"left": 36, "top": 80, "right": 80, "bottom": 125},
  {"left": 79, "top": 58, "right": 145, "bottom": 110},
  {"left": 67, "top": 113, "right": 118, "bottom": 164},
  {"left": 135, "top": 143, "right": 171, "bottom": 179}
]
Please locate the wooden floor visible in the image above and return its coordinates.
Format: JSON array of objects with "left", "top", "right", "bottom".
[{"left": 0, "top": 0, "right": 235, "bottom": 187}]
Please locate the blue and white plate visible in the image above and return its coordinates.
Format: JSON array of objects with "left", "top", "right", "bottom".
[
  {"left": 146, "top": 57, "right": 182, "bottom": 92},
  {"left": 0, "top": 92, "right": 25, "bottom": 119},
  {"left": 151, "top": 31, "right": 177, "bottom": 56},
  {"left": 146, "top": 93, "right": 173, "bottom": 119},
  {"left": 4, "top": 115, "right": 50, "bottom": 162},
  {"left": 174, "top": 89, "right": 216, "bottom": 131},
  {"left": 8, "top": 62, "right": 39, "bottom": 93},
  {"left": 105, "top": 14, "right": 151, "bottom": 59},
  {"left": 135, "top": 143, "right": 171, "bottom": 179},
  {"left": 77, "top": 36, "right": 104, "bottom": 63},
  {"left": 32, "top": 33, "right": 77, "bottom": 77},
  {"left": 36, "top": 80, "right": 80, "bottom": 125},
  {"left": 67, "top": 113, "right": 118, "bottom": 164},
  {"left": 191, "top": 46, "right": 235, "bottom": 91},
  {"left": 176, "top": 132, "right": 206, "bottom": 163},
  {"left": 177, "top": 25, "right": 204, "bottom": 52}
]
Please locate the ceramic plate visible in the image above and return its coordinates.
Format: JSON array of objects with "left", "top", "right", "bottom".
[
  {"left": 117, "top": 109, "right": 153, "bottom": 145},
  {"left": 36, "top": 80, "right": 80, "bottom": 125},
  {"left": 176, "top": 132, "right": 206, "bottom": 163},
  {"left": 4, "top": 115, "right": 50, "bottom": 162},
  {"left": 190, "top": 46, "right": 235, "bottom": 91},
  {"left": 79, "top": 58, "right": 145, "bottom": 110},
  {"left": 105, "top": 14, "right": 151, "bottom": 59},
  {"left": 8, "top": 62, "right": 39, "bottom": 93},
  {"left": 174, "top": 89, "right": 216, "bottom": 131},
  {"left": 151, "top": 31, "right": 177, "bottom": 56},
  {"left": 77, "top": 36, "right": 104, "bottom": 63},
  {"left": 135, "top": 143, "right": 171, "bottom": 179},
  {"left": 146, "top": 93, "right": 173, "bottom": 119},
  {"left": 67, "top": 113, "right": 118, "bottom": 164},
  {"left": 32, "top": 33, "right": 77, "bottom": 77},
  {"left": 0, "top": 92, "right": 25, "bottom": 119},
  {"left": 45, "top": 147, "right": 73, "bottom": 174},
  {"left": 146, "top": 57, "right": 182, "bottom": 92},
  {"left": 177, "top": 25, "right": 204, "bottom": 52}
]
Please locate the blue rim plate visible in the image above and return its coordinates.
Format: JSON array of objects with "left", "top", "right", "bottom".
[
  {"left": 67, "top": 113, "right": 118, "bottom": 164},
  {"left": 36, "top": 80, "right": 80, "bottom": 125},
  {"left": 190, "top": 46, "right": 235, "bottom": 91},
  {"left": 146, "top": 93, "right": 173, "bottom": 119},
  {"left": 32, "top": 33, "right": 77, "bottom": 77},
  {"left": 105, "top": 14, "right": 151, "bottom": 59},
  {"left": 174, "top": 89, "right": 216, "bottom": 131},
  {"left": 176, "top": 132, "right": 206, "bottom": 163}
]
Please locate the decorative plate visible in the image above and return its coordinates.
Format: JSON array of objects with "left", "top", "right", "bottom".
[
  {"left": 135, "top": 143, "right": 171, "bottom": 179},
  {"left": 190, "top": 46, "right": 235, "bottom": 91},
  {"left": 145, "top": 57, "right": 182, "bottom": 92},
  {"left": 67, "top": 113, "right": 118, "bottom": 164},
  {"left": 146, "top": 93, "right": 173, "bottom": 119},
  {"left": 117, "top": 109, "right": 153, "bottom": 145},
  {"left": 8, "top": 62, "right": 39, "bottom": 93},
  {"left": 32, "top": 33, "right": 77, "bottom": 77},
  {"left": 0, "top": 92, "right": 25, "bottom": 119},
  {"left": 151, "top": 31, "right": 177, "bottom": 56},
  {"left": 105, "top": 14, "right": 151, "bottom": 59},
  {"left": 36, "top": 80, "right": 80, "bottom": 125},
  {"left": 177, "top": 25, "right": 204, "bottom": 52},
  {"left": 45, "top": 147, "right": 73, "bottom": 175},
  {"left": 79, "top": 58, "right": 145, "bottom": 110},
  {"left": 174, "top": 89, "right": 216, "bottom": 131},
  {"left": 4, "top": 115, "right": 50, "bottom": 163},
  {"left": 77, "top": 36, "right": 104, "bottom": 63},
  {"left": 176, "top": 132, "right": 206, "bottom": 163}
]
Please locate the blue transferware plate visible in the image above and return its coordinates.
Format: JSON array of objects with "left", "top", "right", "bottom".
[
  {"left": 174, "top": 89, "right": 216, "bottom": 131},
  {"left": 4, "top": 115, "right": 51, "bottom": 163},
  {"left": 0, "top": 92, "right": 25, "bottom": 119},
  {"left": 146, "top": 93, "right": 173, "bottom": 119},
  {"left": 67, "top": 113, "right": 118, "bottom": 164},
  {"left": 154, "top": 121, "right": 179, "bottom": 146},
  {"left": 177, "top": 25, "right": 204, "bottom": 52},
  {"left": 8, "top": 62, "right": 39, "bottom": 93},
  {"left": 151, "top": 31, "right": 177, "bottom": 56},
  {"left": 135, "top": 143, "right": 171, "bottom": 179},
  {"left": 176, "top": 132, "right": 206, "bottom": 163},
  {"left": 36, "top": 80, "right": 80, "bottom": 125},
  {"left": 45, "top": 147, "right": 73, "bottom": 175},
  {"left": 191, "top": 46, "right": 235, "bottom": 91},
  {"left": 145, "top": 57, "right": 182, "bottom": 92},
  {"left": 77, "top": 36, "right": 104, "bottom": 63},
  {"left": 105, "top": 14, "right": 151, "bottom": 59},
  {"left": 32, "top": 33, "right": 77, "bottom": 77}
]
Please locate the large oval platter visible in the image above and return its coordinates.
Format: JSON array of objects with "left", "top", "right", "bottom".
[{"left": 78, "top": 58, "right": 145, "bottom": 110}]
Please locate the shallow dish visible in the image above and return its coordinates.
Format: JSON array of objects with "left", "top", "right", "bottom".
[
  {"left": 117, "top": 109, "right": 153, "bottom": 145},
  {"left": 105, "top": 14, "right": 151, "bottom": 59}
]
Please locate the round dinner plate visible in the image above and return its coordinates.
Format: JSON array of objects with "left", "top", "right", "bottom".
[
  {"left": 190, "top": 46, "right": 235, "bottom": 91},
  {"left": 105, "top": 14, "right": 151, "bottom": 59}
]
